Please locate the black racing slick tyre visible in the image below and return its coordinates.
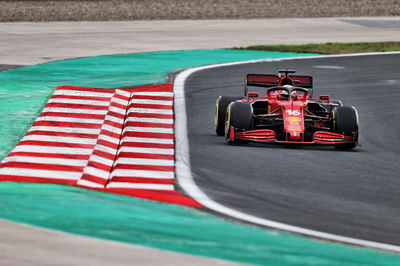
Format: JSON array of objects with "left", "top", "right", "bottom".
[
  {"left": 332, "top": 106, "right": 359, "bottom": 149},
  {"left": 215, "top": 96, "right": 244, "bottom": 135},
  {"left": 224, "top": 102, "right": 253, "bottom": 144}
]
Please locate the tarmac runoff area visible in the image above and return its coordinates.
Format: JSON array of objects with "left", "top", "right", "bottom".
[
  {"left": 0, "top": 16, "right": 399, "bottom": 65},
  {"left": 0, "top": 17, "right": 400, "bottom": 265}
]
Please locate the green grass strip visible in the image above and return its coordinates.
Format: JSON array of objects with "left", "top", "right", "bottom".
[{"left": 234, "top": 41, "right": 400, "bottom": 54}]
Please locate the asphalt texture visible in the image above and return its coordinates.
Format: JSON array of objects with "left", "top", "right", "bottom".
[{"left": 184, "top": 53, "right": 400, "bottom": 246}]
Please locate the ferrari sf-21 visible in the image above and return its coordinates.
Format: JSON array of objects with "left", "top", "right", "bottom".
[{"left": 215, "top": 70, "right": 359, "bottom": 149}]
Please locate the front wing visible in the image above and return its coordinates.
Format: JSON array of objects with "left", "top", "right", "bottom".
[{"left": 233, "top": 129, "right": 356, "bottom": 145}]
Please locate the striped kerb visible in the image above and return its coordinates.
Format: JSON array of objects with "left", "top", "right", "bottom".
[{"left": 0, "top": 84, "right": 200, "bottom": 207}]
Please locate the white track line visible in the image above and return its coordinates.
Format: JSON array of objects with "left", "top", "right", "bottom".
[{"left": 174, "top": 52, "right": 400, "bottom": 253}]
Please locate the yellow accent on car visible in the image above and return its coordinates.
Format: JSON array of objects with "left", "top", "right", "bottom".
[
  {"left": 225, "top": 104, "right": 231, "bottom": 137},
  {"left": 286, "top": 116, "right": 301, "bottom": 123}
]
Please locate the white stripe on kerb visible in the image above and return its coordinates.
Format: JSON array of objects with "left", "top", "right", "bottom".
[
  {"left": 132, "top": 92, "right": 173, "bottom": 97},
  {"left": 126, "top": 117, "right": 173, "bottom": 124},
  {"left": 109, "top": 106, "right": 127, "bottom": 114},
  {"left": 123, "top": 127, "right": 173, "bottom": 134},
  {"left": 115, "top": 89, "right": 131, "bottom": 98},
  {"left": 41, "top": 107, "right": 107, "bottom": 115},
  {"left": 104, "top": 115, "right": 124, "bottom": 124},
  {"left": 29, "top": 126, "right": 101, "bottom": 135},
  {"left": 77, "top": 179, "right": 105, "bottom": 188},
  {"left": 13, "top": 145, "right": 92, "bottom": 155},
  {"left": 89, "top": 155, "right": 114, "bottom": 166},
  {"left": 101, "top": 124, "right": 122, "bottom": 134},
  {"left": 110, "top": 169, "right": 173, "bottom": 179},
  {"left": 128, "top": 108, "right": 173, "bottom": 115},
  {"left": 35, "top": 116, "right": 104, "bottom": 124},
  {"left": 120, "top": 137, "right": 173, "bottom": 144},
  {"left": 48, "top": 98, "right": 110, "bottom": 106},
  {"left": 111, "top": 97, "right": 129, "bottom": 106},
  {"left": 53, "top": 90, "right": 113, "bottom": 98},
  {"left": 94, "top": 144, "right": 118, "bottom": 155},
  {"left": 83, "top": 167, "right": 110, "bottom": 180},
  {"left": 114, "top": 158, "right": 174, "bottom": 166},
  {"left": 0, "top": 168, "right": 81, "bottom": 180},
  {"left": 117, "top": 147, "right": 174, "bottom": 155},
  {"left": 106, "top": 182, "right": 174, "bottom": 190},
  {"left": 2, "top": 156, "right": 88, "bottom": 166},
  {"left": 22, "top": 135, "right": 97, "bottom": 145},
  {"left": 97, "top": 135, "right": 120, "bottom": 144},
  {"left": 130, "top": 99, "right": 172, "bottom": 105}
]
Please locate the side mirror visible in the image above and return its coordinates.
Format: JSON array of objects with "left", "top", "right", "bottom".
[
  {"left": 319, "top": 95, "right": 330, "bottom": 101},
  {"left": 248, "top": 92, "right": 259, "bottom": 98}
]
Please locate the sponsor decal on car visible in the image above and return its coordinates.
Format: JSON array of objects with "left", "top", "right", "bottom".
[{"left": 286, "top": 116, "right": 301, "bottom": 123}]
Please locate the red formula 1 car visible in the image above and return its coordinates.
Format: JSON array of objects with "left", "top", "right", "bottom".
[{"left": 215, "top": 70, "right": 359, "bottom": 149}]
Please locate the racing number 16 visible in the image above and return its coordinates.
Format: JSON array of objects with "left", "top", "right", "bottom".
[{"left": 286, "top": 110, "right": 300, "bottom": 115}]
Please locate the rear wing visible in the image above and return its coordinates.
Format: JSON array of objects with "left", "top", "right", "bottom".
[
  {"left": 246, "top": 74, "right": 279, "bottom": 87},
  {"left": 290, "top": 75, "right": 313, "bottom": 88},
  {"left": 245, "top": 73, "right": 313, "bottom": 97},
  {"left": 246, "top": 74, "right": 313, "bottom": 88}
]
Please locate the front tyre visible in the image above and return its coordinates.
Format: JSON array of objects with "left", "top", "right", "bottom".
[
  {"left": 215, "top": 96, "right": 244, "bottom": 136},
  {"left": 224, "top": 102, "right": 253, "bottom": 144},
  {"left": 332, "top": 106, "right": 359, "bottom": 149}
]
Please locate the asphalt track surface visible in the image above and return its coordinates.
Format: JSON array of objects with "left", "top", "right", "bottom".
[{"left": 184, "top": 53, "right": 400, "bottom": 246}]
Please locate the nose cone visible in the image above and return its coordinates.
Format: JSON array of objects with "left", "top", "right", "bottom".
[{"left": 282, "top": 102, "right": 305, "bottom": 141}]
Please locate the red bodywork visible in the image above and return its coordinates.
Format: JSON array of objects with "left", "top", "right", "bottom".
[{"left": 229, "top": 71, "right": 357, "bottom": 145}]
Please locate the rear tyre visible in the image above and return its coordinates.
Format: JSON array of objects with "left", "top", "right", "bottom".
[
  {"left": 215, "top": 96, "right": 244, "bottom": 136},
  {"left": 224, "top": 102, "right": 253, "bottom": 144},
  {"left": 332, "top": 106, "right": 359, "bottom": 149}
]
